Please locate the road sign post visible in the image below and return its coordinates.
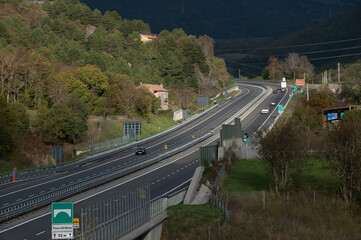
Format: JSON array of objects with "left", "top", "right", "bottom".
[
  {"left": 73, "top": 218, "right": 79, "bottom": 229},
  {"left": 51, "top": 202, "right": 74, "bottom": 239}
]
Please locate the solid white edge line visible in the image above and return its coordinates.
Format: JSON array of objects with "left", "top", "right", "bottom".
[
  {"left": 256, "top": 88, "right": 289, "bottom": 132},
  {"left": 0, "top": 87, "right": 249, "bottom": 198},
  {"left": 0, "top": 148, "right": 200, "bottom": 234},
  {"left": 1, "top": 85, "right": 262, "bottom": 233}
]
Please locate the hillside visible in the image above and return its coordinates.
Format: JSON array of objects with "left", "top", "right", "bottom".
[
  {"left": 80, "top": 0, "right": 359, "bottom": 39},
  {"left": 0, "top": 0, "right": 233, "bottom": 165},
  {"left": 217, "top": 5, "right": 361, "bottom": 78}
]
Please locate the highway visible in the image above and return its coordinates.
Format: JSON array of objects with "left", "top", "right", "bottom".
[{"left": 0, "top": 81, "right": 288, "bottom": 239}]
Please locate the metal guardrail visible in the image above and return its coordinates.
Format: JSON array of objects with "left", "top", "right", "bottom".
[
  {"left": 75, "top": 189, "right": 167, "bottom": 240},
  {"left": 0, "top": 83, "right": 270, "bottom": 222},
  {"left": 0, "top": 132, "right": 212, "bottom": 222},
  {"left": 0, "top": 104, "right": 221, "bottom": 184}
]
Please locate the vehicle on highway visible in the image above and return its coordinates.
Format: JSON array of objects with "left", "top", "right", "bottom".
[
  {"left": 135, "top": 147, "right": 146, "bottom": 155},
  {"left": 244, "top": 133, "right": 249, "bottom": 138},
  {"left": 270, "top": 102, "right": 276, "bottom": 106},
  {"left": 261, "top": 107, "right": 269, "bottom": 114},
  {"left": 273, "top": 90, "right": 278, "bottom": 94}
]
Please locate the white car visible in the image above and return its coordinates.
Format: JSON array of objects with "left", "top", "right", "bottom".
[
  {"left": 270, "top": 102, "right": 276, "bottom": 106},
  {"left": 261, "top": 107, "right": 269, "bottom": 114}
]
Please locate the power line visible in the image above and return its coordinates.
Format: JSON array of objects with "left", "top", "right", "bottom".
[
  {"left": 300, "top": 45, "right": 361, "bottom": 55},
  {"left": 247, "top": 45, "right": 361, "bottom": 58},
  {"left": 309, "top": 52, "right": 361, "bottom": 61},
  {"left": 223, "top": 59, "right": 264, "bottom": 69},
  {"left": 220, "top": 47, "right": 361, "bottom": 65},
  {"left": 215, "top": 36, "right": 361, "bottom": 51},
  {"left": 227, "top": 67, "right": 258, "bottom": 77}
]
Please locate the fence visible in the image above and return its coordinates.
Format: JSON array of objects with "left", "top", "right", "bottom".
[
  {"left": 75, "top": 183, "right": 168, "bottom": 240},
  {"left": 75, "top": 135, "right": 100, "bottom": 150},
  {"left": 0, "top": 103, "right": 221, "bottom": 184},
  {"left": 90, "top": 136, "right": 132, "bottom": 154},
  {"left": 0, "top": 133, "right": 211, "bottom": 222}
]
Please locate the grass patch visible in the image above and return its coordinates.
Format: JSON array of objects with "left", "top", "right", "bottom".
[
  {"left": 140, "top": 113, "right": 176, "bottom": 139},
  {"left": 86, "top": 113, "right": 177, "bottom": 143},
  {"left": 282, "top": 93, "right": 303, "bottom": 119},
  {"left": 161, "top": 204, "right": 224, "bottom": 240},
  {"left": 0, "top": 160, "right": 27, "bottom": 173},
  {"left": 223, "top": 159, "right": 269, "bottom": 191},
  {"left": 223, "top": 158, "right": 336, "bottom": 193},
  {"left": 220, "top": 192, "right": 361, "bottom": 240},
  {"left": 299, "top": 158, "right": 338, "bottom": 193},
  {"left": 99, "top": 120, "right": 123, "bottom": 142}
]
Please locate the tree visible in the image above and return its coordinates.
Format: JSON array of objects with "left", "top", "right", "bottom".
[
  {"left": 0, "top": 96, "right": 16, "bottom": 158},
  {"left": 22, "top": 52, "right": 52, "bottom": 108},
  {"left": 197, "top": 35, "right": 214, "bottom": 58},
  {"left": 281, "top": 53, "right": 315, "bottom": 81},
  {"left": 0, "top": 49, "right": 24, "bottom": 102},
  {"left": 75, "top": 65, "right": 108, "bottom": 112},
  {"left": 302, "top": 89, "right": 336, "bottom": 113},
  {"left": 134, "top": 87, "right": 153, "bottom": 119},
  {"left": 0, "top": 97, "right": 29, "bottom": 159},
  {"left": 267, "top": 57, "right": 282, "bottom": 81},
  {"left": 258, "top": 119, "right": 306, "bottom": 195},
  {"left": 323, "top": 110, "right": 361, "bottom": 211},
  {"left": 282, "top": 53, "right": 301, "bottom": 80},
  {"left": 33, "top": 99, "right": 88, "bottom": 144},
  {"left": 342, "top": 80, "right": 361, "bottom": 105}
]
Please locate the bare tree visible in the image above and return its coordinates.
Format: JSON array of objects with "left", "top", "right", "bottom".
[
  {"left": 282, "top": 53, "right": 301, "bottom": 80},
  {"left": 258, "top": 119, "right": 306, "bottom": 195},
  {"left": 0, "top": 50, "right": 25, "bottom": 102},
  {"left": 323, "top": 110, "right": 361, "bottom": 211}
]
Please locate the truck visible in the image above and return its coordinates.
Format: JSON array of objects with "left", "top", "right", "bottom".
[{"left": 281, "top": 78, "right": 287, "bottom": 91}]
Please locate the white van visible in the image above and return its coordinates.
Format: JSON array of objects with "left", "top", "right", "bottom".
[{"left": 261, "top": 107, "right": 269, "bottom": 114}]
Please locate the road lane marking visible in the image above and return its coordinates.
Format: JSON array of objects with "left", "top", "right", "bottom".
[
  {"left": 36, "top": 231, "right": 45, "bottom": 236},
  {"left": 1, "top": 152, "right": 199, "bottom": 234},
  {"left": 0, "top": 86, "right": 253, "bottom": 200}
]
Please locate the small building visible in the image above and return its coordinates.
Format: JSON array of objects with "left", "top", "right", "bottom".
[
  {"left": 322, "top": 105, "right": 361, "bottom": 127},
  {"left": 140, "top": 34, "right": 158, "bottom": 43},
  {"left": 140, "top": 83, "right": 168, "bottom": 110},
  {"left": 86, "top": 24, "right": 97, "bottom": 38}
]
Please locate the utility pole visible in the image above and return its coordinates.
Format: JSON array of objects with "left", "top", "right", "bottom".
[
  {"left": 307, "top": 83, "right": 309, "bottom": 102},
  {"left": 338, "top": 62, "right": 340, "bottom": 82}
]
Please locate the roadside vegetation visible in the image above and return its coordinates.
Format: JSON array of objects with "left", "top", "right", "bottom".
[
  {"left": 161, "top": 88, "right": 361, "bottom": 239},
  {"left": 0, "top": 0, "right": 233, "bottom": 169}
]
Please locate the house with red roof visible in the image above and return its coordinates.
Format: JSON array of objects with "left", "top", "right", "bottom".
[
  {"left": 140, "top": 83, "right": 168, "bottom": 110},
  {"left": 140, "top": 34, "right": 158, "bottom": 43}
]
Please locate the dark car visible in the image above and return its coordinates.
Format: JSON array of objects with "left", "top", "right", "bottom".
[
  {"left": 135, "top": 147, "right": 146, "bottom": 155},
  {"left": 244, "top": 133, "right": 249, "bottom": 138},
  {"left": 273, "top": 90, "right": 278, "bottom": 94}
]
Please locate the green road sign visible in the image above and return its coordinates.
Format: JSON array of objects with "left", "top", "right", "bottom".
[
  {"left": 244, "top": 136, "right": 247, "bottom": 144},
  {"left": 52, "top": 202, "right": 73, "bottom": 224},
  {"left": 278, "top": 104, "right": 284, "bottom": 113},
  {"left": 293, "top": 86, "right": 297, "bottom": 92}
]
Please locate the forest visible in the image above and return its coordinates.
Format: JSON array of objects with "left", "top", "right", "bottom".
[{"left": 0, "top": 0, "right": 233, "bottom": 164}]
